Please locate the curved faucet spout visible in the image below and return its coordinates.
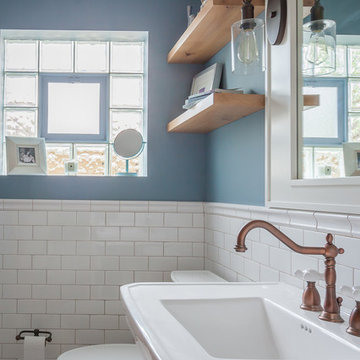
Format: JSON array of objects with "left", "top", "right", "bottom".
[
  {"left": 236, "top": 220, "right": 325, "bottom": 256},
  {"left": 235, "top": 220, "right": 345, "bottom": 323}
]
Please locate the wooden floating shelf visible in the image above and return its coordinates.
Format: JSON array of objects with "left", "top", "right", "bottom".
[
  {"left": 168, "top": 0, "right": 314, "bottom": 64},
  {"left": 167, "top": 93, "right": 318, "bottom": 133},
  {"left": 167, "top": 93, "right": 265, "bottom": 133},
  {"left": 304, "top": 94, "right": 320, "bottom": 107},
  {"left": 168, "top": 0, "right": 265, "bottom": 64},
  {"left": 303, "top": 94, "right": 320, "bottom": 111}
]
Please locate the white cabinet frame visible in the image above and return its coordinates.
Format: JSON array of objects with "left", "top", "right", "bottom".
[{"left": 266, "top": 0, "right": 360, "bottom": 214}]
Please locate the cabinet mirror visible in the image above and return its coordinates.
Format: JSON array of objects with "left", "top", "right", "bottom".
[{"left": 298, "top": 0, "right": 360, "bottom": 179}]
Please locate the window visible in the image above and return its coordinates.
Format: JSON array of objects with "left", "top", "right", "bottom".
[
  {"left": 1, "top": 31, "right": 147, "bottom": 176},
  {"left": 40, "top": 74, "right": 108, "bottom": 142},
  {"left": 302, "top": 43, "right": 360, "bottom": 178},
  {"left": 302, "top": 78, "right": 346, "bottom": 146}
]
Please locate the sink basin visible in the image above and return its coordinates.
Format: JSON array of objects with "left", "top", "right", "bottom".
[
  {"left": 162, "top": 297, "right": 278, "bottom": 359},
  {"left": 121, "top": 283, "right": 360, "bottom": 360}
]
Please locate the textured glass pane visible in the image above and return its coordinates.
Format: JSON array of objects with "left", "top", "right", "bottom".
[
  {"left": 111, "top": 146, "right": 141, "bottom": 175},
  {"left": 5, "top": 40, "right": 38, "bottom": 71},
  {"left": 110, "top": 76, "right": 143, "bottom": 108},
  {"left": 75, "top": 42, "right": 109, "bottom": 73},
  {"left": 302, "top": 147, "right": 313, "bottom": 179},
  {"left": 111, "top": 42, "right": 144, "bottom": 73},
  {"left": 349, "top": 114, "right": 360, "bottom": 142},
  {"left": 323, "top": 45, "right": 347, "bottom": 77},
  {"left": 302, "top": 86, "right": 338, "bottom": 138},
  {"left": 314, "top": 148, "right": 344, "bottom": 178},
  {"left": 76, "top": 145, "right": 107, "bottom": 176},
  {"left": 110, "top": 110, "right": 142, "bottom": 142},
  {"left": 349, "top": 81, "right": 360, "bottom": 111},
  {"left": 48, "top": 82, "right": 100, "bottom": 134},
  {"left": 40, "top": 41, "right": 73, "bottom": 72},
  {"left": 46, "top": 144, "right": 72, "bottom": 175},
  {"left": 4, "top": 109, "right": 37, "bottom": 137},
  {"left": 349, "top": 47, "right": 360, "bottom": 77},
  {"left": 4, "top": 74, "right": 38, "bottom": 107}
]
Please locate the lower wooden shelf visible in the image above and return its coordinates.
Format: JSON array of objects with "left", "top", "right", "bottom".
[
  {"left": 167, "top": 93, "right": 265, "bottom": 133},
  {"left": 303, "top": 94, "right": 320, "bottom": 111}
]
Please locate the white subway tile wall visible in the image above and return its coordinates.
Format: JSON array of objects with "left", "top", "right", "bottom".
[
  {"left": 0, "top": 200, "right": 204, "bottom": 360},
  {"left": 204, "top": 202, "right": 360, "bottom": 314},
  {"left": 1, "top": 199, "right": 360, "bottom": 360}
]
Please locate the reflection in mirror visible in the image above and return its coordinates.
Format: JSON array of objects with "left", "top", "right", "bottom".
[{"left": 299, "top": 0, "right": 360, "bottom": 179}]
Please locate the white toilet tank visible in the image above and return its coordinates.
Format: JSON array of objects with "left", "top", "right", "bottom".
[{"left": 171, "top": 270, "right": 227, "bottom": 282}]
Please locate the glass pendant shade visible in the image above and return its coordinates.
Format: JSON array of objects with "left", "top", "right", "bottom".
[
  {"left": 303, "top": 19, "right": 336, "bottom": 76},
  {"left": 231, "top": 18, "right": 265, "bottom": 75}
]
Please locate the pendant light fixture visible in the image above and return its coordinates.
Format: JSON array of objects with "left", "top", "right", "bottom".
[
  {"left": 303, "top": 0, "right": 336, "bottom": 76},
  {"left": 231, "top": 0, "right": 265, "bottom": 75}
]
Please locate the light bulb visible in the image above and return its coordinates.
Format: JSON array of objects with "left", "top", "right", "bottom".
[
  {"left": 306, "top": 30, "right": 329, "bottom": 65},
  {"left": 237, "top": 29, "right": 259, "bottom": 65}
]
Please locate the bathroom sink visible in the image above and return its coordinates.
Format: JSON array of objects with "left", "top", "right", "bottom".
[{"left": 121, "top": 283, "right": 360, "bottom": 360}]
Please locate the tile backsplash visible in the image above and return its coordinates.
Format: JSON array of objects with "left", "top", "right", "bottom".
[
  {"left": 0, "top": 200, "right": 204, "bottom": 360},
  {"left": 204, "top": 202, "right": 360, "bottom": 313},
  {"left": 1, "top": 199, "right": 360, "bottom": 360}
]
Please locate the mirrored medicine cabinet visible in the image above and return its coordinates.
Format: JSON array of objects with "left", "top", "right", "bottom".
[
  {"left": 298, "top": 0, "right": 360, "bottom": 180},
  {"left": 267, "top": 0, "right": 360, "bottom": 214}
]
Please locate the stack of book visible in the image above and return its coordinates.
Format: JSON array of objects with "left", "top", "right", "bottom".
[{"left": 183, "top": 88, "right": 243, "bottom": 110}]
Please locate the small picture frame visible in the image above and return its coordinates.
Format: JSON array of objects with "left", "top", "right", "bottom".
[
  {"left": 190, "top": 63, "right": 223, "bottom": 96},
  {"left": 343, "top": 143, "right": 360, "bottom": 177},
  {"left": 6, "top": 136, "right": 47, "bottom": 175}
]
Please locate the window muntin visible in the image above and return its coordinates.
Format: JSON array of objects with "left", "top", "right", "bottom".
[{"left": 1, "top": 34, "right": 147, "bottom": 176}]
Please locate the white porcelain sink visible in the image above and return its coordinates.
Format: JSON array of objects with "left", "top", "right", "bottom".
[{"left": 121, "top": 283, "right": 360, "bottom": 360}]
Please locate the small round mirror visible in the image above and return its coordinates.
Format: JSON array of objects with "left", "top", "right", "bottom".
[{"left": 113, "top": 129, "right": 144, "bottom": 159}]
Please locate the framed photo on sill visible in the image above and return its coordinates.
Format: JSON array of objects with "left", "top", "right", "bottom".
[
  {"left": 190, "top": 63, "right": 223, "bottom": 96},
  {"left": 6, "top": 136, "right": 47, "bottom": 175},
  {"left": 343, "top": 142, "right": 360, "bottom": 177}
]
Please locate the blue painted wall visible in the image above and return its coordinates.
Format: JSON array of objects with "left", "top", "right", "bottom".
[
  {"left": 326, "top": 0, "right": 360, "bottom": 35},
  {"left": 0, "top": 0, "right": 206, "bottom": 200},
  {"left": 205, "top": 42, "right": 265, "bottom": 205}
]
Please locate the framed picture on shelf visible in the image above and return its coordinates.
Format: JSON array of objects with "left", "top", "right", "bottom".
[
  {"left": 190, "top": 63, "right": 223, "bottom": 96},
  {"left": 343, "top": 142, "right": 360, "bottom": 177},
  {"left": 6, "top": 136, "right": 47, "bottom": 175}
]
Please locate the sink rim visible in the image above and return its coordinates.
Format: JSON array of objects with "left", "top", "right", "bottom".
[{"left": 121, "top": 282, "right": 360, "bottom": 360}]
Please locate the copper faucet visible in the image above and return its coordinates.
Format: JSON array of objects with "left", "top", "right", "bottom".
[
  {"left": 341, "top": 286, "right": 360, "bottom": 337},
  {"left": 301, "top": 280, "right": 323, "bottom": 312},
  {"left": 235, "top": 220, "right": 345, "bottom": 323},
  {"left": 347, "top": 301, "right": 360, "bottom": 336}
]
